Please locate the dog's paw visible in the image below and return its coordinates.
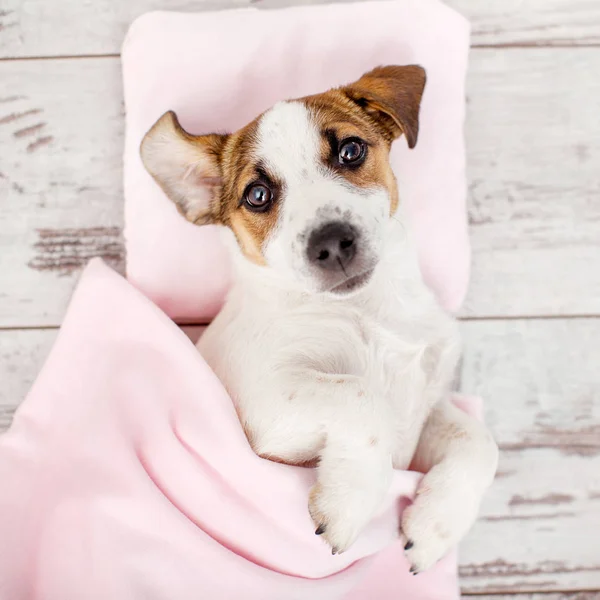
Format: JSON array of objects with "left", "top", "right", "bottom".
[
  {"left": 308, "top": 482, "right": 379, "bottom": 555},
  {"left": 401, "top": 479, "right": 480, "bottom": 574}
]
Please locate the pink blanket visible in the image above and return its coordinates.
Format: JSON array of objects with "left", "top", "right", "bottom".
[{"left": 0, "top": 260, "right": 481, "bottom": 599}]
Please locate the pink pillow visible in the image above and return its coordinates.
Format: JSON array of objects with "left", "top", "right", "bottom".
[{"left": 122, "top": 0, "right": 470, "bottom": 322}]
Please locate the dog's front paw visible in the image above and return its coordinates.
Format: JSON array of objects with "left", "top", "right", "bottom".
[
  {"left": 308, "top": 482, "right": 380, "bottom": 555},
  {"left": 401, "top": 477, "right": 481, "bottom": 574}
]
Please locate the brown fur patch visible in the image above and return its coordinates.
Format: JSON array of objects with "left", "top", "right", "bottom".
[
  {"left": 211, "top": 119, "right": 283, "bottom": 265},
  {"left": 304, "top": 90, "right": 400, "bottom": 215},
  {"left": 441, "top": 422, "right": 470, "bottom": 443},
  {"left": 342, "top": 65, "right": 426, "bottom": 149}
]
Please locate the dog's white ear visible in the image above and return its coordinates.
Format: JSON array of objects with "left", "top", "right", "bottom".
[
  {"left": 140, "top": 111, "right": 228, "bottom": 225},
  {"left": 342, "top": 65, "right": 426, "bottom": 148}
]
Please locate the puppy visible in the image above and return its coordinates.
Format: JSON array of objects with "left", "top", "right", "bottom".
[{"left": 140, "top": 65, "right": 498, "bottom": 573}]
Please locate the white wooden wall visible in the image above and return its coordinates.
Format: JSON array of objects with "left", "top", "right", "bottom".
[{"left": 1, "top": 1, "right": 599, "bottom": 597}]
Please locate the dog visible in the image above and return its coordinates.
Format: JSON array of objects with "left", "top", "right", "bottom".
[{"left": 140, "top": 65, "right": 498, "bottom": 573}]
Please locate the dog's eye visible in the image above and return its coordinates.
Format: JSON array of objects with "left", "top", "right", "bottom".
[
  {"left": 244, "top": 183, "right": 273, "bottom": 212},
  {"left": 339, "top": 138, "right": 366, "bottom": 165}
]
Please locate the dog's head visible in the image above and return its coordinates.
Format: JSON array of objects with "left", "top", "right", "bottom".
[{"left": 141, "top": 65, "right": 426, "bottom": 295}]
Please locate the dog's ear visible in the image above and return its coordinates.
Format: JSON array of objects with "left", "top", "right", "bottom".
[
  {"left": 140, "top": 111, "right": 228, "bottom": 225},
  {"left": 342, "top": 65, "right": 426, "bottom": 148}
]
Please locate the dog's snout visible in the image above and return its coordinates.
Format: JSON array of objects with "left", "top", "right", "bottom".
[{"left": 307, "top": 222, "right": 358, "bottom": 271}]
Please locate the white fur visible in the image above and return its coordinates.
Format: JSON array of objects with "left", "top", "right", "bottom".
[
  {"left": 198, "top": 102, "right": 498, "bottom": 572},
  {"left": 256, "top": 102, "right": 388, "bottom": 293}
]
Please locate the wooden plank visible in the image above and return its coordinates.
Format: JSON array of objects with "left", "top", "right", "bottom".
[
  {"left": 449, "top": 0, "right": 600, "bottom": 47},
  {"left": 2, "top": 49, "right": 600, "bottom": 326},
  {"left": 460, "top": 318, "right": 600, "bottom": 449},
  {"left": 2, "top": 319, "right": 599, "bottom": 593},
  {"left": 1, "top": 0, "right": 599, "bottom": 59},
  {"left": 0, "top": 58, "right": 125, "bottom": 328},
  {"left": 0, "top": 0, "right": 250, "bottom": 59},
  {"left": 462, "top": 447, "right": 600, "bottom": 594},
  {"left": 458, "top": 319, "right": 600, "bottom": 593},
  {"left": 467, "top": 595, "right": 600, "bottom": 600},
  {"left": 460, "top": 48, "right": 600, "bottom": 318}
]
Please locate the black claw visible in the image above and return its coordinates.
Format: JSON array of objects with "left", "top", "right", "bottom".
[
  {"left": 331, "top": 547, "right": 339, "bottom": 555},
  {"left": 404, "top": 540, "right": 414, "bottom": 551},
  {"left": 315, "top": 525, "right": 326, "bottom": 536},
  {"left": 409, "top": 566, "right": 419, "bottom": 576}
]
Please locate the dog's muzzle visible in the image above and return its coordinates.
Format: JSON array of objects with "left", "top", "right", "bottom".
[{"left": 306, "top": 221, "right": 358, "bottom": 272}]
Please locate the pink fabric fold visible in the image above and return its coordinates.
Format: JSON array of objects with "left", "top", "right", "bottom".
[
  {"left": 122, "top": 0, "right": 471, "bottom": 322},
  {"left": 0, "top": 260, "right": 480, "bottom": 599}
]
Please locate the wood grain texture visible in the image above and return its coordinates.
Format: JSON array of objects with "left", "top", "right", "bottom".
[
  {"left": 1, "top": 0, "right": 599, "bottom": 59},
  {"left": 2, "top": 320, "right": 599, "bottom": 593},
  {"left": 0, "top": 59, "right": 125, "bottom": 328},
  {"left": 462, "top": 447, "right": 600, "bottom": 593},
  {"left": 460, "top": 318, "right": 600, "bottom": 449},
  {"left": 461, "top": 48, "right": 600, "bottom": 318},
  {"left": 468, "top": 593, "right": 600, "bottom": 599},
  {"left": 448, "top": 0, "right": 600, "bottom": 47},
  {"left": 0, "top": 0, "right": 250, "bottom": 59},
  {"left": 2, "top": 49, "right": 599, "bottom": 327},
  {"left": 458, "top": 320, "right": 600, "bottom": 592}
]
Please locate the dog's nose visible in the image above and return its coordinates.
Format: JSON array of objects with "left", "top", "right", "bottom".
[{"left": 307, "top": 222, "right": 358, "bottom": 271}]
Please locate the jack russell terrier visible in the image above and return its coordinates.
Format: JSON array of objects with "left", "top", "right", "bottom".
[{"left": 140, "top": 65, "right": 498, "bottom": 574}]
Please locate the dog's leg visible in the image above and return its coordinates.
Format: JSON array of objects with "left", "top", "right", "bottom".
[
  {"left": 253, "top": 372, "right": 394, "bottom": 555},
  {"left": 401, "top": 399, "right": 498, "bottom": 573},
  {"left": 309, "top": 418, "right": 393, "bottom": 555}
]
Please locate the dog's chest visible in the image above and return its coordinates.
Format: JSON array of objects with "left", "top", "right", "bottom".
[
  {"left": 335, "top": 312, "right": 420, "bottom": 384},
  {"left": 201, "top": 284, "right": 449, "bottom": 467},
  {"left": 275, "top": 302, "right": 433, "bottom": 399},
  {"left": 276, "top": 305, "right": 435, "bottom": 457}
]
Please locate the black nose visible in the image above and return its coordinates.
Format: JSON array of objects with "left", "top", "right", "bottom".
[{"left": 307, "top": 221, "right": 358, "bottom": 271}]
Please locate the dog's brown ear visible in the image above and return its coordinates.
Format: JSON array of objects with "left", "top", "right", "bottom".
[
  {"left": 140, "top": 111, "right": 228, "bottom": 225},
  {"left": 342, "top": 65, "right": 426, "bottom": 148}
]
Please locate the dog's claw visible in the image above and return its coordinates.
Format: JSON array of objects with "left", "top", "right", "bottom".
[
  {"left": 331, "top": 547, "right": 339, "bottom": 555},
  {"left": 315, "top": 525, "right": 326, "bottom": 536},
  {"left": 404, "top": 540, "right": 414, "bottom": 551},
  {"left": 409, "top": 566, "right": 419, "bottom": 575}
]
